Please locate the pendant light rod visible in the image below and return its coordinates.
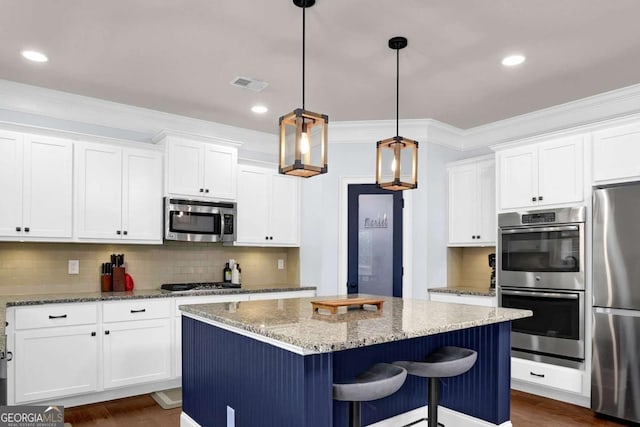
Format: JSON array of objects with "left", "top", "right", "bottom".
[
  {"left": 294, "top": 0, "right": 316, "bottom": 110},
  {"left": 388, "top": 36, "right": 407, "bottom": 138}
]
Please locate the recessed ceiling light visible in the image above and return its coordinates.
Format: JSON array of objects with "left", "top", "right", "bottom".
[
  {"left": 251, "top": 105, "right": 268, "bottom": 114},
  {"left": 501, "top": 54, "right": 526, "bottom": 67},
  {"left": 21, "top": 50, "right": 48, "bottom": 63}
]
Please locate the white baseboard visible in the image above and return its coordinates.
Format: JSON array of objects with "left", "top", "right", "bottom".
[
  {"left": 180, "top": 411, "right": 201, "bottom": 427},
  {"left": 368, "top": 405, "right": 512, "bottom": 427},
  {"left": 511, "top": 380, "right": 590, "bottom": 408},
  {"left": 180, "top": 405, "right": 512, "bottom": 427}
]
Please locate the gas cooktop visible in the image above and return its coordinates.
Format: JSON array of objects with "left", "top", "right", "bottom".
[{"left": 161, "top": 282, "right": 241, "bottom": 292}]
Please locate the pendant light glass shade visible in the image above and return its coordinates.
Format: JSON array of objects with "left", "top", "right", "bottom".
[
  {"left": 376, "top": 36, "right": 418, "bottom": 191},
  {"left": 279, "top": 109, "right": 328, "bottom": 177},
  {"left": 376, "top": 135, "right": 418, "bottom": 190},
  {"left": 279, "top": 0, "right": 328, "bottom": 178}
]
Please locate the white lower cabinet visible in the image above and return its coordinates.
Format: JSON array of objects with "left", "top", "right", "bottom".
[
  {"left": 511, "top": 357, "right": 583, "bottom": 394},
  {"left": 14, "top": 325, "right": 99, "bottom": 403},
  {"left": 103, "top": 319, "right": 171, "bottom": 389},
  {"left": 11, "top": 302, "right": 99, "bottom": 404},
  {"left": 429, "top": 291, "right": 497, "bottom": 307}
]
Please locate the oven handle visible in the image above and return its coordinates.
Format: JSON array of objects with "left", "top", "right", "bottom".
[
  {"left": 219, "top": 213, "right": 225, "bottom": 240},
  {"left": 500, "top": 225, "right": 579, "bottom": 234},
  {"left": 500, "top": 289, "right": 579, "bottom": 300}
]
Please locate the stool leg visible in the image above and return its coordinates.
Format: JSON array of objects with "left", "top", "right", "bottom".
[
  {"left": 349, "top": 401, "right": 362, "bottom": 427},
  {"left": 428, "top": 377, "right": 440, "bottom": 427}
]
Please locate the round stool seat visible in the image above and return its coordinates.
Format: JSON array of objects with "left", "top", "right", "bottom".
[
  {"left": 394, "top": 346, "right": 477, "bottom": 378},
  {"left": 333, "top": 363, "right": 407, "bottom": 402}
]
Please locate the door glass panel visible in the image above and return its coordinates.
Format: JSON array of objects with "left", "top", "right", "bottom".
[
  {"left": 501, "top": 229, "right": 580, "bottom": 272},
  {"left": 502, "top": 293, "right": 580, "bottom": 339},
  {"left": 357, "top": 194, "right": 394, "bottom": 296},
  {"left": 170, "top": 212, "right": 220, "bottom": 234}
]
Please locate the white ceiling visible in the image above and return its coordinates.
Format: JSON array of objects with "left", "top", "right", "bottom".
[{"left": 1, "top": 0, "right": 640, "bottom": 135}]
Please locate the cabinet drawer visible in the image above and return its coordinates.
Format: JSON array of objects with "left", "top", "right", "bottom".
[
  {"left": 511, "top": 357, "right": 582, "bottom": 393},
  {"left": 14, "top": 303, "right": 98, "bottom": 330},
  {"left": 103, "top": 299, "right": 171, "bottom": 322},
  {"left": 174, "top": 294, "right": 249, "bottom": 316}
]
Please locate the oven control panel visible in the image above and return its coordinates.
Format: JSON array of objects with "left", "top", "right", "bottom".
[{"left": 522, "top": 212, "right": 556, "bottom": 224}]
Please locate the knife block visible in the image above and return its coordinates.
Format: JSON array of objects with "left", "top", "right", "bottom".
[
  {"left": 113, "top": 267, "right": 126, "bottom": 292},
  {"left": 101, "top": 275, "right": 113, "bottom": 292}
]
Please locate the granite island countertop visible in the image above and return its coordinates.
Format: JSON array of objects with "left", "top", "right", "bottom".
[
  {"left": 180, "top": 294, "right": 531, "bottom": 354},
  {"left": 0, "top": 286, "right": 316, "bottom": 354},
  {"left": 429, "top": 286, "right": 496, "bottom": 297}
]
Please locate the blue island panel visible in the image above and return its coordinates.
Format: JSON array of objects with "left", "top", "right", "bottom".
[
  {"left": 331, "top": 322, "right": 511, "bottom": 426},
  {"left": 182, "top": 316, "right": 333, "bottom": 427},
  {"left": 182, "top": 316, "right": 511, "bottom": 427}
]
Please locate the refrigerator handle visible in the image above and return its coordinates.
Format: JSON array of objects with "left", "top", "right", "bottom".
[{"left": 594, "top": 307, "right": 640, "bottom": 317}]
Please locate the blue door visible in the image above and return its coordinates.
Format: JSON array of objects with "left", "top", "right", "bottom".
[{"left": 347, "top": 184, "right": 403, "bottom": 297}]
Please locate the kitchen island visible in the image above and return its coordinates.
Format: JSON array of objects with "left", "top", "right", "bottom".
[{"left": 179, "top": 295, "right": 531, "bottom": 427}]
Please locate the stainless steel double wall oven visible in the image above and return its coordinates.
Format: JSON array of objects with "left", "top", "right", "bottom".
[{"left": 498, "top": 207, "right": 586, "bottom": 367}]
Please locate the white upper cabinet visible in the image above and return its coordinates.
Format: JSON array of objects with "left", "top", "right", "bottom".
[
  {"left": 0, "top": 131, "right": 73, "bottom": 240},
  {"left": 592, "top": 121, "right": 640, "bottom": 184},
  {"left": 236, "top": 165, "right": 300, "bottom": 246},
  {"left": 497, "top": 136, "right": 585, "bottom": 211},
  {"left": 164, "top": 135, "right": 238, "bottom": 201},
  {"left": 448, "top": 156, "right": 496, "bottom": 246},
  {"left": 76, "top": 142, "right": 163, "bottom": 243}
]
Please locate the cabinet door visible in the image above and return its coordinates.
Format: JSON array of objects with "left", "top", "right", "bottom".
[
  {"left": 0, "top": 131, "right": 23, "bottom": 237},
  {"left": 203, "top": 144, "right": 237, "bottom": 200},
  {"left": 103, "top": 319, "right": 171, "bottom": 389},
  {"left": 593, "top": 122, "right": 640, "bottom": 183},
  {"left": 76, "top": 143, "right": 123, "bottom": 239},
  {"left": 270, "top": 174, "right": 300, "bottom": 245},
  {"left": 167, "top": 138, "right": 204, "bottom": 197},
  {"left": 498, "top": 146, "right": 538, "bottom": 210},
  {"left": 476, "top": 159, "right": 496, "bottom": 244},
  {"left": 448, "top": 164, "right": 477, "bottom": 245},
  {"left": 14, "top": 325, "right": 98, "bottom": 403},
  {"left": 236, "top": 167, "right": 269, "bottom": 244},
  {"left": 23, "top": 135, "right": 73, "bottom": 238},
  {"left": 122, "top": 148, "right": 163, "bottom": 242},
  {"left": 537, "top": 137, "right": 584, "bottom": 206}
]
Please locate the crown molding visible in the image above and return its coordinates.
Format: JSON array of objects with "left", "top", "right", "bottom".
[
  {"left": 1, "top": 79, "right": 640, "bottom": 155},
  {"left": 0, "top": 79, "right": 275, "bottom": 150},
  {"left": 463, "top": 83, "right": 640, "bottom": 149}
]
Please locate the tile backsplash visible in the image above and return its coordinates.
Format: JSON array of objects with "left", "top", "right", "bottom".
[
  {"left": 447, "top": 246, "right": 496, "bottom": 290},
  {"left": 0, "top": 241, "right": 300, "bottom": 296}
]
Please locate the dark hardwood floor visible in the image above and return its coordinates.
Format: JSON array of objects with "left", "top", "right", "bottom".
[{"left": 64, "top": 390, "right": 631, "bottom": 426}]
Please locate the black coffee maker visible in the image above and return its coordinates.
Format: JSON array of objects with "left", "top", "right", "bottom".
[{"left": 488, "top": 253, "right": 496, "bottom": 289}]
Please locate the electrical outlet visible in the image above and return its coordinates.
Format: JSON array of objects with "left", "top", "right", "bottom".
[
  {"left": 278, "top": 259, "right": 285, "bottom": 270},
  {"left": 226, "top": 406, "right": 235, "bottom": 427},
  {"left": 68, "top": 260, "right": 80, "bottom": 275}
]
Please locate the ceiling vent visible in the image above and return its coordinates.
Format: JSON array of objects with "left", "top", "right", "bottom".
[{"left": 230, "top": 76, "right": 269, "bottom": 92}]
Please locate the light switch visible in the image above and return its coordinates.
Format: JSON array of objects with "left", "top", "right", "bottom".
[
  {"left": 68, "top": 260, "right": 80, "bottom": 275},
  {"left": 278, "top": 259, "right": 285, "bottom": 270}
]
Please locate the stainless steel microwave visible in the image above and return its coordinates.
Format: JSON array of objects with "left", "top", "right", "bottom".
[{"left": 164, "top": 198, "right": 236, "bottom": 243}]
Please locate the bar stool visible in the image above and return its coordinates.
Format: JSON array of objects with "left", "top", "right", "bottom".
[
  {"left": 333, "top": 363, "right": 408, "bottom": 427},
  {"left": 394, "top": 346, "right": 477, "bottom": 427}
]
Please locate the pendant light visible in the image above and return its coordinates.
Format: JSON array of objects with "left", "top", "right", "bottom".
[
  {"left": 279, "top": 0, "right": 328, "bottom": 178},
  {"left": 376, "top": 36, "right": 418, "bottom": 191}
]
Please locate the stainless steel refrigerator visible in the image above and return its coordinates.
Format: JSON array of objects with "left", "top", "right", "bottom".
[{"left": 592, "top": 184, "right": 640, "bottom": 424}]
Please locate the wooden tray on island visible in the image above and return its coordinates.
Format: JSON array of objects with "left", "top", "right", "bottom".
[{"left": 311, "top": 298, "right": 384, "bottom": 314}]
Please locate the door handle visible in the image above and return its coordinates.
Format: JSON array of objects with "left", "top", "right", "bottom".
[{"left": 347, "top": 282, "right": 357, "bottom": 289}]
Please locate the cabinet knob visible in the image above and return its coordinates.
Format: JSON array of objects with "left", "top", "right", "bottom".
[
  {"left": 477, "top": 235, "right": 481, "bottom": 239},
  {"left": 532, "top": 197, "right": 537, "bottom": 202},
  {"left": 24, "top": 227, "right": 30, "bottom": 233},
  {"left": 199, "top": 188, "right": 204, "bottom": 193},
  {"left": 471, "top": 235, "right": 476, "bottom": 239},
  {"left": 91, "top": 332, "right": 96, "bottom": 337},
  {"left": 123, "top": 230, "right": 128, "bottom": 236},
  {"left": 265, "top": 236, "right": 269, "bottom": 240},
  {"left": 105, "top": 330, "right": 110, "bottom": 335},
  {"left": 205, "top": 189, "right": 210, "bottom": 193},
  {"left": 116, "top": 230, "right": 121, "bottom": 235},
  {"left": 538, "top": 196, "right": 544, "bottom": 201},
  {"left": 15, "top": 226, "right": 21, "bottom": 232},
  {"left": 270, "top": 236, "right": 273, "bottom": 240}
]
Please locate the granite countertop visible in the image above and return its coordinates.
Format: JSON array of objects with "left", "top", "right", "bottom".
[
  {"left": 180, "top": 294, "right": 531, "bottom": 354},
  {"left": 429, "top": 286, "right": 496, "bottom": 297},
  {"left": 0, "top": 286, "right": 316, "bottom": 354}
]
